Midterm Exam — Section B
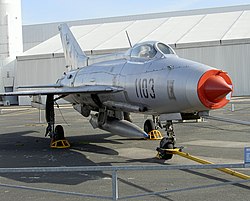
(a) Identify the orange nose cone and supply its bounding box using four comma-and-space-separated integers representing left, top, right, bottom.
198, 70, 233, 109
204, 75, 232, 103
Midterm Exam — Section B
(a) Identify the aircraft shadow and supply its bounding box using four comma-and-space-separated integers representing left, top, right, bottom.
69, 133, 122, 155
0, 130, 119, 185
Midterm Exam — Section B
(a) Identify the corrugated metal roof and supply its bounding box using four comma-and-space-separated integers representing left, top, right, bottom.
178, 11, 243, 43
22, 5, 250, 56
96, 18, 168, 50
223, 10, 250, 40
141, 15, 204, 44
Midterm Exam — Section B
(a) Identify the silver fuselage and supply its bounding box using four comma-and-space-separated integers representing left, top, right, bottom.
58, 54, 213, 115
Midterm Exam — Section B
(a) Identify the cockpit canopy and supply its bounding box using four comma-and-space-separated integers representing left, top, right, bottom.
126, 41, 176, 60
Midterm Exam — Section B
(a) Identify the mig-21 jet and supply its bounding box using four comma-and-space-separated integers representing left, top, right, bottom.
0, 24, 233, 159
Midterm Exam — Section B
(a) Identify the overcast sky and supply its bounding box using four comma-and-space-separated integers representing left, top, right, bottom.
22, 0, 250, 25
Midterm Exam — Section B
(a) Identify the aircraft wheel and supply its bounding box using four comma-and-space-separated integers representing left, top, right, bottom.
144, 119, 155, 134
54, 125, 65, 140
159, 137, 174, 160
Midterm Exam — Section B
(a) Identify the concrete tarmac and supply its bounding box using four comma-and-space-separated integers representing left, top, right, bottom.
0, 98, 250, 201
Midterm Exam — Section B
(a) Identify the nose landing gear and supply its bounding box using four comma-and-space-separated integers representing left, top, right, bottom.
144, 117, 176, 160
157, 120, 176, 160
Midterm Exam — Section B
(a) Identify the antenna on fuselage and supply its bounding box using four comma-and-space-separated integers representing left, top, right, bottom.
125, 31, 132, 48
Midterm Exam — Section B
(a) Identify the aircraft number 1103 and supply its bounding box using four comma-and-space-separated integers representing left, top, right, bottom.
135, 78, 156, 99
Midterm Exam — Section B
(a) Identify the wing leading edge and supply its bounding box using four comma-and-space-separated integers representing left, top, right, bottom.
0, 85, 123, 96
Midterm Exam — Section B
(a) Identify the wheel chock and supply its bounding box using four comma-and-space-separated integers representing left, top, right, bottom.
50, 139, 70, 148
147, 130, 163, 140
157, 147, 250, 180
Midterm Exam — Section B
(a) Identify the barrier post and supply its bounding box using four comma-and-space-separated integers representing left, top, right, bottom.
112, 170, 118, 200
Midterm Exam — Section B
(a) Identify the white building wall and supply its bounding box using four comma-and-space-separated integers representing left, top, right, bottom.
16, 55, 65, 105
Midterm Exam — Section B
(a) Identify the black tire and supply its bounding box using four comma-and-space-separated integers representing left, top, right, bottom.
54, 125, 65, 140
124, 112, 132, 122
144, 119, 155, 134
159, 137, 174, 160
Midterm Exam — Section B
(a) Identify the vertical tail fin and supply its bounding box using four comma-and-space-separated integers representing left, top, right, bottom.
58, 23, 88, 71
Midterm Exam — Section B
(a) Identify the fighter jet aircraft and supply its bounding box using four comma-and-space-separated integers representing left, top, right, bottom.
0, 24, 233, 159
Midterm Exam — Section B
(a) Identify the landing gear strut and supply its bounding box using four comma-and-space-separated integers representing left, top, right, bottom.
45, 94, 54, 138
144, 117, 175, 159
45, 95, 70, 148
157, 120, 176, 160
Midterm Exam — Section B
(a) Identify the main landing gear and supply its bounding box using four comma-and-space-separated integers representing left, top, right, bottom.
144, 117, 176, 160
45, 95, 70, 148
